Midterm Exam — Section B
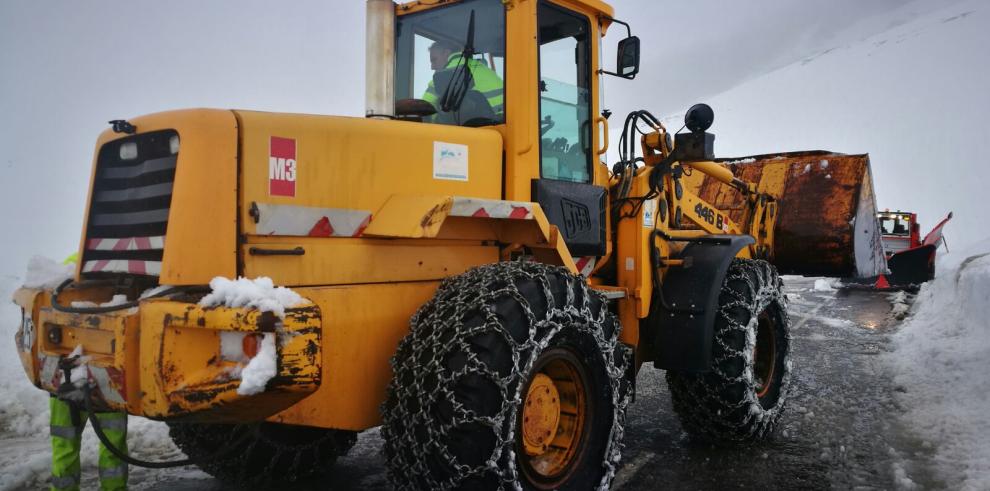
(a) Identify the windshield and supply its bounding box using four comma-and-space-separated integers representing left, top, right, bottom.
878, 212, 912, 236
395, 0, 506, 127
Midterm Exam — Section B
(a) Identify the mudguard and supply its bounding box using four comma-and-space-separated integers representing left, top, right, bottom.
651, 234, 755, 372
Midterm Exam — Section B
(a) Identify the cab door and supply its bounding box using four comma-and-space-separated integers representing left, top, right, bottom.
532, 1, 606, 258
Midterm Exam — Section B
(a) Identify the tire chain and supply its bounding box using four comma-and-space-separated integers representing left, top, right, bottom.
667, 259, 793, 441
167, 422, 356, 485
381, 261, 632, 490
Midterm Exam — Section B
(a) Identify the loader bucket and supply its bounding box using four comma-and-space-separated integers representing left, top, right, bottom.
699, 151, 887, 278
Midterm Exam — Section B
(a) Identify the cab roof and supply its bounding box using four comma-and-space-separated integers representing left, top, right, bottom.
397, 0, 615, 22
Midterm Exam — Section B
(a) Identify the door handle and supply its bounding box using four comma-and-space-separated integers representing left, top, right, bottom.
249, 247, 305, 256
595, 116, 609, 156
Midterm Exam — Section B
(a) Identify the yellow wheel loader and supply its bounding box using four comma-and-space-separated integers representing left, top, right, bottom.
12, 0, 886, 488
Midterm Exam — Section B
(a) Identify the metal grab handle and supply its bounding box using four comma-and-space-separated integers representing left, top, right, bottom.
596, 116, 609, 156
248, 247, 305, 256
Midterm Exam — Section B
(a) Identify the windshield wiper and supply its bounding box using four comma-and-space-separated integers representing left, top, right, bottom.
439, 9, 476, 113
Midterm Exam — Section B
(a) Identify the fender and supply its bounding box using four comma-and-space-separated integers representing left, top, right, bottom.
650, 234, 755, 372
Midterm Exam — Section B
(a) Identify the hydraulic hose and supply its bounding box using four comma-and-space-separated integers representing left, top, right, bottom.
81, 384, 254, 469
51, 279, 179, 314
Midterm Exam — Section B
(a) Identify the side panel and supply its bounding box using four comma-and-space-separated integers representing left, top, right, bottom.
236, 111, 503, 237
242, 236, 498, 287
268, 281, 441, 431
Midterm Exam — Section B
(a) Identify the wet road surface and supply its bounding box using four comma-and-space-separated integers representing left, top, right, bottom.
138, 276, 936, 490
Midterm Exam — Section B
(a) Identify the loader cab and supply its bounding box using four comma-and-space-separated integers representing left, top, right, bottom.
384, 0, 625, 203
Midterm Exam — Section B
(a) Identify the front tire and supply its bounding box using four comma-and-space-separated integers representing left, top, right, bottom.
666, 259, 792, 441
381, 262, 631, 490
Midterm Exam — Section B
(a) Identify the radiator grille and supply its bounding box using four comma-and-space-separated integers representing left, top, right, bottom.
81, 130, 178, 277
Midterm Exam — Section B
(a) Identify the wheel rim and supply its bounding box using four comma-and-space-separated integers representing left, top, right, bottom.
753, 310, 777, 400
517, 348, 590, 489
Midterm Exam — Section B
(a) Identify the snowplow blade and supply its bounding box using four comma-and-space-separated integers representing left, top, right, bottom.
12, 287, 321, 422
698, 151, 887, 277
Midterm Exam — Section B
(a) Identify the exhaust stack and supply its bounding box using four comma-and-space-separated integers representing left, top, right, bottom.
365, 0, 395, 118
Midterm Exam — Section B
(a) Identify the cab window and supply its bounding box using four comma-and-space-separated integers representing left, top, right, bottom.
538, 1, 592, 183
395, 0, 506, 127
878, 213, 911, 236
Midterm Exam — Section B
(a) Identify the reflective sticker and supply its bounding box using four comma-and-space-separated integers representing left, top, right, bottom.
269, 137, 297, 197
433, 142, 469, 181
574, 257, 597, 277
255, 203, 372, 237
18, 314, 34, 352
449, 198, 532, 220
643, 198, 657, 228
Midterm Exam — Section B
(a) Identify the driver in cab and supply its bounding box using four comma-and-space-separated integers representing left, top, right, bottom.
422, 40, 504, 118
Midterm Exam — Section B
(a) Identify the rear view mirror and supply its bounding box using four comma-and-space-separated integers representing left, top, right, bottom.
599, 18, 640, 81
616, 36, 640, 79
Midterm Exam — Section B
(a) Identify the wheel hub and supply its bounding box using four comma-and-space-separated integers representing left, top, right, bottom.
522, 373, 561, 456
754, 311, 777, 399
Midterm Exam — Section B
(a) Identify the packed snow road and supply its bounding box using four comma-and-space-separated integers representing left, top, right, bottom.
87, 275, 930, 491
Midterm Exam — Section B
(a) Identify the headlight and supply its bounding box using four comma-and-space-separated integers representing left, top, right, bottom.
119, 142, 138, 160
169, 134, 180, 155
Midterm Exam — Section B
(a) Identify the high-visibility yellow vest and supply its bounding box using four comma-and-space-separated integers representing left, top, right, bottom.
423, 54, 504, 116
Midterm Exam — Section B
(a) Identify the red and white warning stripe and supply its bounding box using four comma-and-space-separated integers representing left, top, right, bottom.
87, 235, 165, 251
450, 198, 534, 220
255, 203, 372, 238
574, 256, 597, 277
83, 259, 162, 276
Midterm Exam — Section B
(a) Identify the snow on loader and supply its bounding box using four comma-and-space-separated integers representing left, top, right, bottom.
11, 0, 885, 488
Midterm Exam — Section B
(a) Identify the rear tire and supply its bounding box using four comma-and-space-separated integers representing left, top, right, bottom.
666, 259, 792, 441
381, 262, 632, 490
167, 422, 356, 486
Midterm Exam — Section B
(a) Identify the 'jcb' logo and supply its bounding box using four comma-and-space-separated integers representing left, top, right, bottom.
561, 198, 592, 238
269, 136, 297, 197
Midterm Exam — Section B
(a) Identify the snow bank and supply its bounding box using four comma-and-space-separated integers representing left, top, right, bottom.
198, 276, 305, 319
21, 255, 72, 289
887, 239, 990, 489
236, 333, 277, 396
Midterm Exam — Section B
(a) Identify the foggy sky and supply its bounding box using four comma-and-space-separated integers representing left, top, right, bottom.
0, 0, 948, 279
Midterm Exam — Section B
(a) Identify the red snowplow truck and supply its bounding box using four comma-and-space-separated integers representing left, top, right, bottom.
871, 210, 953, 289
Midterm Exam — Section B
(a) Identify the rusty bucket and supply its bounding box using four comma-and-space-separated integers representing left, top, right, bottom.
699, 151, 887, 278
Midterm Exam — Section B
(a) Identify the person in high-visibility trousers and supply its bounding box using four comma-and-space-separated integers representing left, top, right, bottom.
49, 397, 128, 491
49, 252, 128, 491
